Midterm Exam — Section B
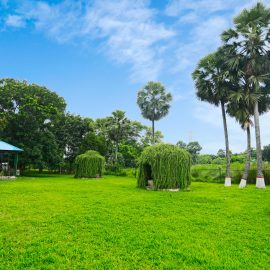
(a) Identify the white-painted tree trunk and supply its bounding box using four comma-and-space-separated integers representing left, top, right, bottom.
224, 177, 231, 187
239, 179, 247, 189
221, 102, 231, 185
256, 177, 266, 189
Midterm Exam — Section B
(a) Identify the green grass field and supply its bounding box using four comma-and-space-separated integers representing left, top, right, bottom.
0, 175, 269, 270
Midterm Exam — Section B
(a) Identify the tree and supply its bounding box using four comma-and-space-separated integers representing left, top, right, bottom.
97, 110, 142, 165
137, 81, 172, 144
217, 149, 225, 158
59, 114, 93, 171
221, 2, 270, 188
176, 141, 187, 149
192, 50, 232, 186
141, 127, 164, 147
176, 140, 202, 164
263, 145, 270, 162
0, 78, 66, 170
186, 141, 202, 164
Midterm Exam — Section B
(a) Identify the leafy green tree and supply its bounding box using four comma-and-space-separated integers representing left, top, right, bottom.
79, 132, 107, 157
262, 145, 270, 162
59, 113, 93, 171
137, 81, 172, 144
176, 140, 202, 164
186, 141, 202, 164
0, 78, 66, 170
221, 2, 270, 188
97, 110, 142, 165
176, 141, 187, 149
217, 149, 225, 158
197, 154, 215, 164
193, 49, 232, 184
119, 144, 140, 167
141, 127, 164, 147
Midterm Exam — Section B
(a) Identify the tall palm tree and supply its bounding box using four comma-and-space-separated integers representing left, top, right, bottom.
221, 2, 270, 188
137, 81, 172, 144
192, 50, 232, 186
227, 89, 270, 188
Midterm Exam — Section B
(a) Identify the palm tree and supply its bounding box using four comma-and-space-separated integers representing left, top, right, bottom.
104, 110, 131, 164
192, 50, 232, 186
137, 82, 172, 144
221, 3, 270, 188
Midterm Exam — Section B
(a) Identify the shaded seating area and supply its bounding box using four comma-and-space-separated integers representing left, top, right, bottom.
0, 141, 23, 179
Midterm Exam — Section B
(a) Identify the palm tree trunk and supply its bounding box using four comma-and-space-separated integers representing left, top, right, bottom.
239, 126, 251, 188
152, 119, 155, 145
221, 101, 231, 186
115, 143, 118, 165
254, 101, 265, 188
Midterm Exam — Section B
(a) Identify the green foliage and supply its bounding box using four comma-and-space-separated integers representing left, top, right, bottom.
137, 81, 172, 144
0, 78, 66, 170
191, 163, 270, 185
138, 144, 191, 189
96, 110, 143, 165
197, 154, 215, 164
140, 127, 164, 146
262, 145, 270, 162
217, 149, 225, 158
137, 82, 172, 122
176, 140, 202, 164
74, 150, 105, 178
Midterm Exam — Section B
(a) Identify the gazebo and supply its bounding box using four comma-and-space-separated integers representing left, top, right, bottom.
0, 141, 23, 178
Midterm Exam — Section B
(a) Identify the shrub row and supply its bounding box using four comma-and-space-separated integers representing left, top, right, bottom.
191, 163, 270, 185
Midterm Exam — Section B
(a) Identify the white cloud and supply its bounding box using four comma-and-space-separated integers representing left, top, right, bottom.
165, 0, 270, 17
171, 16, 229, 75
11, 0, 175, 82
5, 15, 25, 27
165, 0, 230, 17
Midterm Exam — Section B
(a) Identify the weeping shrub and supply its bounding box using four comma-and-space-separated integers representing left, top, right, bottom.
138, 144, 191, 190
74, 150, 105, 178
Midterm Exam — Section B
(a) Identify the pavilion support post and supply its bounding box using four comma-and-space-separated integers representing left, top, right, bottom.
14, 153, 18, 176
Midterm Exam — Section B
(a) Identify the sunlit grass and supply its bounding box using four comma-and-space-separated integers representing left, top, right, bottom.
0, 175, 269, 269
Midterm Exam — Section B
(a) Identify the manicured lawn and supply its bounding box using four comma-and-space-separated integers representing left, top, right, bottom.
0, 175, 269, 270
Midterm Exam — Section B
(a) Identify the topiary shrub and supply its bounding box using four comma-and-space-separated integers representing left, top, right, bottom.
137, 144, 191, 190
74, 150, 105, 178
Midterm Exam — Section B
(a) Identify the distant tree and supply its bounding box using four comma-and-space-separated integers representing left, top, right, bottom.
197, 154, 214, 164
217, 149, 225, 158
79, 132, 107, 157
137, 81, 172, 144
186, 141, 202, 163
176, 141, 187, 149
59, 114, 93, 171
98, 110, 142, 165
119, 144, 139, 167
141, 127, 164, 147
262, 145, 270, 162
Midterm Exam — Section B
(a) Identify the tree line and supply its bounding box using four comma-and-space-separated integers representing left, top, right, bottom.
0, 79, 168, 173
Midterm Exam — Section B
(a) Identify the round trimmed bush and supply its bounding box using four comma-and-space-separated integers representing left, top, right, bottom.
137, 144, 191, 190
74, 150, 105, 178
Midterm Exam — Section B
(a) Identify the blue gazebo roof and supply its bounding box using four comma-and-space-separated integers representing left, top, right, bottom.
0, 141, 23, 152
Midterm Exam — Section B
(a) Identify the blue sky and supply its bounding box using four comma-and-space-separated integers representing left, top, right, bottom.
1, 0, 270, 154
